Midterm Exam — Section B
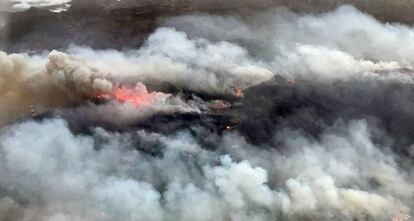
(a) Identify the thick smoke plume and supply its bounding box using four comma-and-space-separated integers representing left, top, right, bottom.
0, 27, 273, 124
0, 3, 413, 221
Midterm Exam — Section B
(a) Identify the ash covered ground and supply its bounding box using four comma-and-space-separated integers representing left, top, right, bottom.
0, 1, 413, 221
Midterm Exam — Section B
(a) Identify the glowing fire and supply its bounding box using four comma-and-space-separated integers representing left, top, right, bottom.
92, 82, 163, 106
210, 100, 231, 111
392, 212, 410, 221
232, 87, 244, 98
112, 87, 154, 106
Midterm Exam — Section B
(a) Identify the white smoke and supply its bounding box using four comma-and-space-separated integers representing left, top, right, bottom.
165, 5, 414, 81
0, 0, 71, 12
0, 50, 115, 124
0, 28, 273, 124
66, 28, 273, 94
55, 82, 203, 126
4, 5, 414, 125
0, 4, 414, 221
0, 117, 411, 220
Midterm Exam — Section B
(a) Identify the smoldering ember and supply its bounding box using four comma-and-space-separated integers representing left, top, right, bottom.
0, 0, 414, 220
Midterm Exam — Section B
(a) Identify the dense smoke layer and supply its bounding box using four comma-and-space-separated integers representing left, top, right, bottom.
0, 4, 413, 221
0, 27, 273, 125
5, 0, 414, 52
0, 118, 412, 221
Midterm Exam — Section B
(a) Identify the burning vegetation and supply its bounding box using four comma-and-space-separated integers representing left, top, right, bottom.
0, 2, 413, 221
91, 82, 166, 107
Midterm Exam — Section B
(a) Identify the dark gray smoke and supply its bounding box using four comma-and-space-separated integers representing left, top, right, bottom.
0, 2, 413, 221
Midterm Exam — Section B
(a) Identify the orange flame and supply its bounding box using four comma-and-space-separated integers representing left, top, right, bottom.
392, 212, 410, 221
112, 87, 154, 106
232, 87, 244, 98
91, 82, 163, 107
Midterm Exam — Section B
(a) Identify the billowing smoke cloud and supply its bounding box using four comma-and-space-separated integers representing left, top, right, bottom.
0, 27, 273, 125
0, 49, 115, 124
164, 6, 414, 80
0, 117, 411, 220
67, 28, 273, 93
7, 0, 414, 52
0, 4, 414, 221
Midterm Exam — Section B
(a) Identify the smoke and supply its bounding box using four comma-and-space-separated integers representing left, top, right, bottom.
67, 28, 273, 93
0, 0, 71, 12
164, 5, 414, 79
0, 118, 411, 220
0, 4, 414, 221
0, 27, 273, 125
7, 0, 414, 52
0, 50, 115, 124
